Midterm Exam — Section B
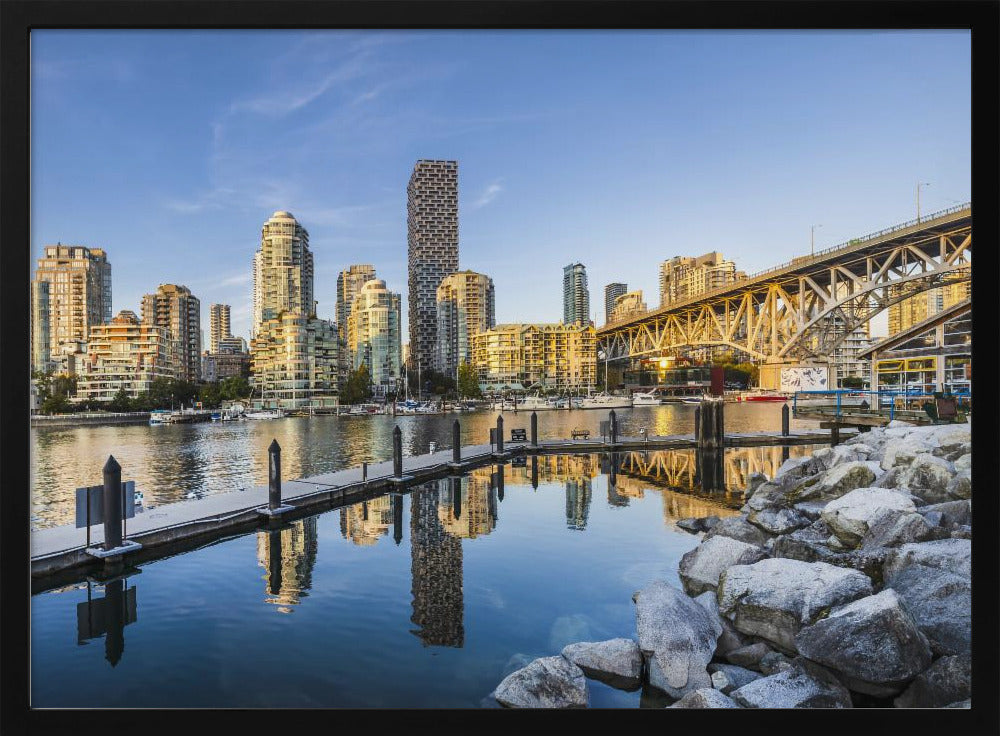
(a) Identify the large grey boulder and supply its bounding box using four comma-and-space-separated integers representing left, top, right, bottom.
493, 655, 588, 708
729, 666, 853, 708
945, 469, 971, 501
708, 663, 763, 694
925, 424, 971, 451
918, 499, 971, 529
821, 487, 916, 547
745, 472, 769, 495
725, 642, 773, 671
747, 506, 812, 535
560, 639, 642, 690
703, 515, 774, 548
894, 654, 971, 708
746, 481, 792, 512
785, 462, 879, 505
794, 589, 933, 696
774, 456, 816, 483
952, 454, 971, 473
633, 581, 721, 698
884, 538, 971, 581
860, 509, 938, 550
889, 454, 957, 504
693, 591, 746, 658
668, 688, 742, 708
770, 520, 841, 564
884, 564, 971, 655
880, 437, 933, 470
717, 558, 874, 654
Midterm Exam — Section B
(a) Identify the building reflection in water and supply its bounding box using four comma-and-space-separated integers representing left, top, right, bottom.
339, 496, 393, 546
437, 474, 497, 540
409, 482, 465, 647
256, 517, 319, 614
76, 577, 137, 667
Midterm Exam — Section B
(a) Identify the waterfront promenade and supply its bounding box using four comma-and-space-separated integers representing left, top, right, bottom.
30, 425, 852, 589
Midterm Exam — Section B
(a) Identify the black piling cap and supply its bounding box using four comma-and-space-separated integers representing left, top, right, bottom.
269, 439, 281, 454
103, 455, 121, 473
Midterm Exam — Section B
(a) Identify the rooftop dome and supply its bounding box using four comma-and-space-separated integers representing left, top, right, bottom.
272, 210, 295, 219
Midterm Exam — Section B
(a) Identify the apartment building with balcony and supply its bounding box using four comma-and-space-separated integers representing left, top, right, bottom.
435, 270, 495, 378
77, 310, 178, 401
471, 322, 597, 390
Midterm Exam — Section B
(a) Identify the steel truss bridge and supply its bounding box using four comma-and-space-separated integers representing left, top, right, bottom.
598, 204, 971, 365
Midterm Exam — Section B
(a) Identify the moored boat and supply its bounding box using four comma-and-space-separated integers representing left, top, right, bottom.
632, 390, 663, 406
244, 409, 285, 420
578, 392, 634, 410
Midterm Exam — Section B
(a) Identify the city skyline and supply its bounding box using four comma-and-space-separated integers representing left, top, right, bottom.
31, 30, 971, 340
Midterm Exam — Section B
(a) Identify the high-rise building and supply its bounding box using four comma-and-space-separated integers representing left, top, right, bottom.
31, 280, 51, 374
252, 211, 314, 339
407, 160, 459, 373
77, 310, 177, 401
32, 244, 112, 370
659, 252, 745, 307
563, 263, 590, 325
604, 282, 627, 324
472, 322, 597, 390
209, 304, 232, 353
250, 211, 338, 409
141, 284, 202, 383
435, 270, 495, 377
888, 281, 971, 336
336, 265, 377, 338
609, 290, 647, 323
346, 278, 402, 396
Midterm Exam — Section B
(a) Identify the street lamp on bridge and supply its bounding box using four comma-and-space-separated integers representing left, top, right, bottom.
917, 181, 931, 222
811, 223, 822, 257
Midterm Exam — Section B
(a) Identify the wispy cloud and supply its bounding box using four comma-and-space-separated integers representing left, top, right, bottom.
472, 180, 505, 209
219, 273, 252, 287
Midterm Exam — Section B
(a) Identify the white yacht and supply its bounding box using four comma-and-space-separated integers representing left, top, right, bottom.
244, 408, 285, 420
516, 394, 559, 411
632, 390, 663, 406
579, 392, 634, 410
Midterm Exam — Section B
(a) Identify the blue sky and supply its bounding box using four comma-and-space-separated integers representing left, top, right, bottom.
31, 30, 971, 341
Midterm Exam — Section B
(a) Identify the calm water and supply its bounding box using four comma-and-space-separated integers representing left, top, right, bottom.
31, 402, 818, 530
31, 445, 822, 709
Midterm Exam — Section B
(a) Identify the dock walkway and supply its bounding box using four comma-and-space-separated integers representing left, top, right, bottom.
30, 428, 852, 589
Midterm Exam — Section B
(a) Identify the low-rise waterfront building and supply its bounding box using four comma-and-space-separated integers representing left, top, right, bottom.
471, 322, 597, 391
860, 297, 971, 396
77, 310, 178, 401
250, 312, 340, 410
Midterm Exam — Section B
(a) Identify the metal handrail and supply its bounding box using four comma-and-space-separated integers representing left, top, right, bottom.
601, 201, 971, 331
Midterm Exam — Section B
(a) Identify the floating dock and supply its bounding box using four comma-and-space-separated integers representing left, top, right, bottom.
30, 428, 854, 591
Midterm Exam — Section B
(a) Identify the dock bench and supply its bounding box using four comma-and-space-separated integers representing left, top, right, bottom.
571, 428, 590, 439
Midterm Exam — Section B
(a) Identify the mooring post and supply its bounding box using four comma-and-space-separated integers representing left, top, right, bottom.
782, 403, 790, 437
497, 465, 505, 502
393, 426, 403, 478
453, 419, 461, 463
609, 409, 618, 445
831, 425, 840, 446
531, 455, 539, 489
715, 398, 725, 449
104, 578, 125, 667
102, 455, 123, 551
496, 415, 504, 453
530, 411, 538, 447
392, 494, 403, 545
268, 529, 283, 595
451, 476, 462, 519
268, 439, 282, 511
362, 461, 368, 482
